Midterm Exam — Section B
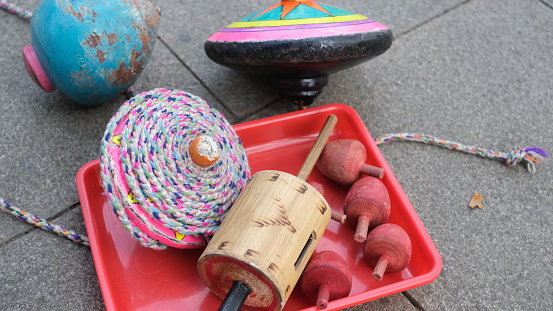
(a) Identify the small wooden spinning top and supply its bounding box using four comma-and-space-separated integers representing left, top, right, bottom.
363, 223, 412, 281
300, 251, 352, 309
205, 0, 393, 108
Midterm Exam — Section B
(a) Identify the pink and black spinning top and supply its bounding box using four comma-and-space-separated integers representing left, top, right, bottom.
205, 0, 393, 108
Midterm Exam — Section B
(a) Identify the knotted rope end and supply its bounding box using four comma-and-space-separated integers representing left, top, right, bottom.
507, 147, 548, 173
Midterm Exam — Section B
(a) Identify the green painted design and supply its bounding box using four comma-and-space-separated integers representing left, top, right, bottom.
318, 3, 356, 16
250, 7, 281, 21
283, 4, 332, 19
238, 9, 262, 22
236, 1, 357, 22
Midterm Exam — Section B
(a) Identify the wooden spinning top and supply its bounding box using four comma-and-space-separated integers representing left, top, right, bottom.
100, 89, 250, 250
205, 0, 393, 108
343, 176, 390, 243
300, 251, 352, 309
363, 223, 412, 281
22, 0, 160, 105
317, 139, 385, 186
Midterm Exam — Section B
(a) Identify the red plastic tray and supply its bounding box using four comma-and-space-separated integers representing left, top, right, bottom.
77, 103, 441, 311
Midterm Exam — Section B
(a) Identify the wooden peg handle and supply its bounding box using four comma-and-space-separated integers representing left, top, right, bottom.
297, 114, 338, 180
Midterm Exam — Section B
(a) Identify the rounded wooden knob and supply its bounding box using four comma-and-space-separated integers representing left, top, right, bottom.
343, 176, 390, 243
189, 135, 220, 167
363, 223, 412, 281
300, 251, 352, 309
22, 45, 55, 92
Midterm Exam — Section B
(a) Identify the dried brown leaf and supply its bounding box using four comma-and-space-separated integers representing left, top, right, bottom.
468, 193, 484, 209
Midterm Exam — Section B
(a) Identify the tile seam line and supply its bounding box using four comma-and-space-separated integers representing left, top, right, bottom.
0, 226, 36, 248
538, 0, 553, 9
403, 290, 426, 311
156, 34, 239, 120
234, 97, 282, 124
0, 200, 81, 248
393, 0, 473, 40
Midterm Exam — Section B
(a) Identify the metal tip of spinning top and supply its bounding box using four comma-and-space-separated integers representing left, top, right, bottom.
22, 45, 55, 92
190, 135, 221, 167
275, 75, 329, 109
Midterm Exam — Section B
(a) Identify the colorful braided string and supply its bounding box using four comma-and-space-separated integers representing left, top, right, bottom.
374, 133, 547, 173
0, 197, 89, 246
2, 130, 546, 247
100, 88, 250, 250
0, 1, 32, 21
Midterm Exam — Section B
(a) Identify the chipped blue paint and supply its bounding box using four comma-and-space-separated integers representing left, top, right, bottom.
26, 0, 160, 105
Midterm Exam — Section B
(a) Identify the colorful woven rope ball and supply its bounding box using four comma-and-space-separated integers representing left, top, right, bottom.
100, 88, 251, 250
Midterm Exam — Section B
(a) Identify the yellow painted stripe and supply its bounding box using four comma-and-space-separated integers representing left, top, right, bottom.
226, 14, 368, 29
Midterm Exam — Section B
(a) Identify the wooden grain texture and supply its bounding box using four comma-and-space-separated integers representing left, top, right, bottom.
198, 170, 331, 310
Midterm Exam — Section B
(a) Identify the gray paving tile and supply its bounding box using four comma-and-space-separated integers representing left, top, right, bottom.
331, 0, 467, 36
303, 0, 553, 309
0, 66, 116, 245
153, 0, 280, 118
321, 0, 553, 138
0, 0, 95, 243
380, 144, 552, 310
132, 40, 232, 120
0, 9, 222, 245
0, 209, 104, 311
1, 0, 33, 242
346, 293, 418, 311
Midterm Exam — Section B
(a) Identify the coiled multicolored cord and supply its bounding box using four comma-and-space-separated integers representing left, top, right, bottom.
99, 88, 250, 250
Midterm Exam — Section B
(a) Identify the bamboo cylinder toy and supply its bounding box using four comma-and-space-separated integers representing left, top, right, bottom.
198, 115, 337, 311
